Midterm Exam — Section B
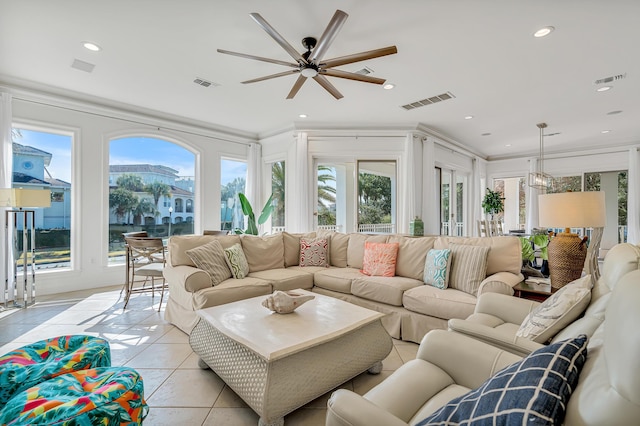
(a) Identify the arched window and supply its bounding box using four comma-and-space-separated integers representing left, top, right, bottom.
175, 198, 184, 213
186, 199, 193, 213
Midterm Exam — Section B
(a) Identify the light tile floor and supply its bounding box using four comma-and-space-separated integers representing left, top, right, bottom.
0, 287, 419, 426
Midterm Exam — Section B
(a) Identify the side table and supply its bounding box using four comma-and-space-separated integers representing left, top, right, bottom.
514, 279, 552, 302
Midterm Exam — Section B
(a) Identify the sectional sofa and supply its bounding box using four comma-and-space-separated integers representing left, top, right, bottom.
163, 231, 523, 343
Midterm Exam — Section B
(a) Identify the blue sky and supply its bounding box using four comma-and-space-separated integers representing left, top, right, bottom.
15, 130, 246, 185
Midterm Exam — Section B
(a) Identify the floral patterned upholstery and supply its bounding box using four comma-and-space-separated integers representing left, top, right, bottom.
0, 335, 111, 406
0, 367, 147, 425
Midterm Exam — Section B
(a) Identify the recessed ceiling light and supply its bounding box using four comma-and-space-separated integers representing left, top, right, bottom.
82, 42, 101, 51
464, 115, 473, 120
533, 26, 555, 38
596, 86, 612, 92
298, 114, 308, 118
601, 130, 611, 134
383, 83, 395, 90
505, 144, 512, 147
607, 110, 623, 115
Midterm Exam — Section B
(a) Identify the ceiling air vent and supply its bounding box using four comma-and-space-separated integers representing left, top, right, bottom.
401, 92, 455, 110
354, 66, 374, 76
71, 59, 95, 73
193, 77, 219, 88
594, 73, 626, 85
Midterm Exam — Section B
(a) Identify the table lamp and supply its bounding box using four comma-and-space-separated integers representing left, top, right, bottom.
538, 191, 606, 290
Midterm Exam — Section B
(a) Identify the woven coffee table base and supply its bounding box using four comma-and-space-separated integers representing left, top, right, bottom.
190, 318, 392, 426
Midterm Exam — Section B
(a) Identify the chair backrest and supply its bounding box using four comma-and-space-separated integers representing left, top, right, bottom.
125, 237, 165, 265
203, 230, 228, 236
123, 231, 148, 239
564, 269, 640, 425
477, 220, 489, 237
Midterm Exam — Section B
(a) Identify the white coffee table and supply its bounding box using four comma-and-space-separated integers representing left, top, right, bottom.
189, 289, 392, 426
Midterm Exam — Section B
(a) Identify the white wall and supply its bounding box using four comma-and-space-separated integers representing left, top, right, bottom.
5, 87, 254, 296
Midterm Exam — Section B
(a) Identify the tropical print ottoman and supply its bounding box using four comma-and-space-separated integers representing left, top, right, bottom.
0, 335, 111, 405
0, 367, 148, 425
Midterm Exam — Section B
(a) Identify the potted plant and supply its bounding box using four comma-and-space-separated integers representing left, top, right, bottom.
520, 229, 551, 277
234, 193, 274, 235
481, 188, 504, 219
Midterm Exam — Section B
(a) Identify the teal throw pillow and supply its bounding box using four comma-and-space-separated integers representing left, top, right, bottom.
223, 243, 250, 279
423, 249, 452, 289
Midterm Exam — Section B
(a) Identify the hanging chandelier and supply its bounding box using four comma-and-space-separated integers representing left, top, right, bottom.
528, 122, 553, 190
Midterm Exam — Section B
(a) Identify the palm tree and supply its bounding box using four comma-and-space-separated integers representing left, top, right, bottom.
271, 161, 285, 226
144, 181, 172, 210
116, 174, 144, 192
318, 166, 336, 207
109, 188, 138, 223
132, 198, 157, 225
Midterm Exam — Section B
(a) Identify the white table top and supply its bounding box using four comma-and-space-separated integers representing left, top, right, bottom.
196, 289, 386, 361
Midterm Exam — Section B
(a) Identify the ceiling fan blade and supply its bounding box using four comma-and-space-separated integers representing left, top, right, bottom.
310, 9, 348, 64
312, 74, 343, 99
249, 13, 307, 64
322, 46, 398, 69
217, 49, 298, 68
286, 75, 307, 99
321, 69, 386, 85
241, 70, 300, 84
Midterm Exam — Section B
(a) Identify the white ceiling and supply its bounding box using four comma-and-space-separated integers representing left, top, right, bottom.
1, 0, 638, 159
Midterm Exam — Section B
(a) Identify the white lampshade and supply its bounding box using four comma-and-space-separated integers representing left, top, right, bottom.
538, 191, 606, 229
0, 188, 51, 208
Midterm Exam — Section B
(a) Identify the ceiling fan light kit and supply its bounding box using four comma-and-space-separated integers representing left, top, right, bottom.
218, 10, 398, 99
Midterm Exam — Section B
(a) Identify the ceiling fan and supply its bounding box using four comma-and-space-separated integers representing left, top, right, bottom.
217, 10, 397, 100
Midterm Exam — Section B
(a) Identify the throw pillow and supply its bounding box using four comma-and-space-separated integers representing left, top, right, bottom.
516, 275, 592, 343
185, 240, 232, 286
416, 335, 588, 426
361, 242, 399, 277
448, 244, 490, 295
299, 237, 329, 267
223, 243, 249, 279
423, 249, 452, 289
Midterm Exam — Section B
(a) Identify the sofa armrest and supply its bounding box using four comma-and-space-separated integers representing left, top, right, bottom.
474, 292, 539, 323
448, 319, 545, 357
477, 272, 524, 297
326, 389, 409, 426
163, 264, 211, 293
416, 330, 521, 390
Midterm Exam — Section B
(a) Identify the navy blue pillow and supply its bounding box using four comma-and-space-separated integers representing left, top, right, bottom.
416, 335, 588, 426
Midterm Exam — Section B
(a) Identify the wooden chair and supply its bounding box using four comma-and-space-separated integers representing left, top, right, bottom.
477, 220, 489, 237
488, 220, 505, 236
122, 231, 148, 238
124, 237, 166, 311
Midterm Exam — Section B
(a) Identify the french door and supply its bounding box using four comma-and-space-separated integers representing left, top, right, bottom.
437, 167, 467, 236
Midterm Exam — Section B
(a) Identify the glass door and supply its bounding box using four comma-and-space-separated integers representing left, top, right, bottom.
438, 167, 467, 236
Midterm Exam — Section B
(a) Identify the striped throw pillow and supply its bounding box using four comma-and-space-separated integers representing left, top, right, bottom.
448, 244, 490, 295
185, 240, 232, 286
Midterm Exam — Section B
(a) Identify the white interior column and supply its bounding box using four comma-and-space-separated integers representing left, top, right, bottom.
526, 158, 541, 233
245, 142, 262, 231
286, 132, 311, 232
503, 177, 520, 232
600, 172, 618, 249
471, 157, 482, 236
627, 147, 640, 244
0, 92, 13, 304
422, 138, 438, 234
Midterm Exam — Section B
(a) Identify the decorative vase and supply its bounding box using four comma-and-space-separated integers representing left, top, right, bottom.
409, 217, 424, 236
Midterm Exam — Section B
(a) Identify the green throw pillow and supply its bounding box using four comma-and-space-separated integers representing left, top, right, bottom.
223, 243, 249, 279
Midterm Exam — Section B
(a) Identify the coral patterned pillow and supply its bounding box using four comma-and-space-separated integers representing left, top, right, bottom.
299, 238, 329, 267
361, 242, 399, 277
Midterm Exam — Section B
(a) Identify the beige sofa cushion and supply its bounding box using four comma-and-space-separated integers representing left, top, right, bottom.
347, 234, 388, 269
403, 286, 477, 320
249, 268, 314, 292
168, 234, 240, 267
435, 236, 521, 276
314, 267, 363, 294
282, 231, 316, 267
317, 230, 350, 267
388, 236, 436, 280
241, 234, 285, 272
351, 276, 422, 306
448, 244, 490, 295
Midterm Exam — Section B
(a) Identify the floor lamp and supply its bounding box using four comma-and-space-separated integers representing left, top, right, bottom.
0, 188, 51, 308
538, 191, 606, 291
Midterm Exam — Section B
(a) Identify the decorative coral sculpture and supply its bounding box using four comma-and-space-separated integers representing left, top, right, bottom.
262, 290, 315, 314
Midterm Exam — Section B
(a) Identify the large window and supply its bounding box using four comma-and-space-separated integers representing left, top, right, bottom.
358, 161, 396, 234
108, 137, 195, 263
11, 127, 73, 270
271, 161, 285, 230
220, 158, 247, 231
